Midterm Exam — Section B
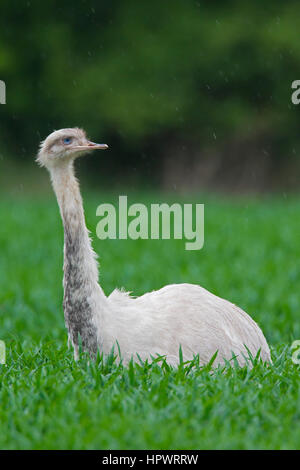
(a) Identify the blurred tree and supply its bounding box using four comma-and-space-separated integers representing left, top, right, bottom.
0, 0, 300, 190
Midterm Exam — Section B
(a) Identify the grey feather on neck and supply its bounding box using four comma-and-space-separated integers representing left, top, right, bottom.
50, 162, 104, 358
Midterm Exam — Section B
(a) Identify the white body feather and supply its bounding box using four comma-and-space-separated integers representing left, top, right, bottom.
97, 283, 270, 366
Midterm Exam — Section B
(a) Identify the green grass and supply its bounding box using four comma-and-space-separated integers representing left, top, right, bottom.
0, 191, 300, 449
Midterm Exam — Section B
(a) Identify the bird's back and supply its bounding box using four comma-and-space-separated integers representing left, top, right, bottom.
105, 283, 271, 366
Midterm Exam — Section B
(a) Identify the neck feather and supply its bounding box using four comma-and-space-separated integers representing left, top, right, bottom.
50, 162, 105, 357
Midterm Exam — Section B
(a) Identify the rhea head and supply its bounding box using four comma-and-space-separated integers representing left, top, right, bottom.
37, 127, 108, 170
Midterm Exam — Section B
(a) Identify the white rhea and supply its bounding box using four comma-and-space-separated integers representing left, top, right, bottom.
37, 128, 271, 367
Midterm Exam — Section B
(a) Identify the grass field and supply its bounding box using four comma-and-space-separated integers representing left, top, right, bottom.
0, 190, 299, 449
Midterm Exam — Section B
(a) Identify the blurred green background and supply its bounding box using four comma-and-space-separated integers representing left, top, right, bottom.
1, 0, 300, 193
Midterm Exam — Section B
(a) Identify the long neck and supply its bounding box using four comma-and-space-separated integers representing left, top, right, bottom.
50, 161, 105, 356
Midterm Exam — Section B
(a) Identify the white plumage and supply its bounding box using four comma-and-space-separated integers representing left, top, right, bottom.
37, 128, 271, 367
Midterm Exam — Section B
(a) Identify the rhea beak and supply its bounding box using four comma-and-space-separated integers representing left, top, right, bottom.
87, 141, 108, 150
73, 141, 108, 151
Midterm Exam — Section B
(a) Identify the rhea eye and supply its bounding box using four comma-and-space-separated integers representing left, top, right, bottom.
63, 137, 72, 145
